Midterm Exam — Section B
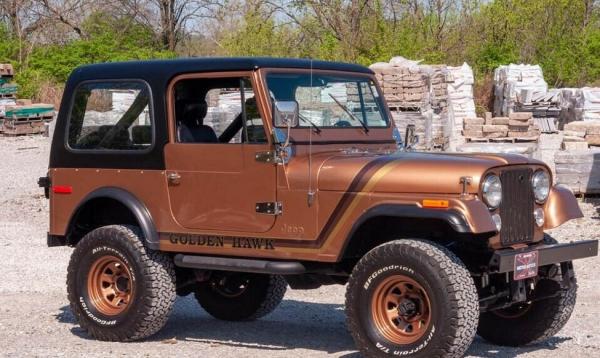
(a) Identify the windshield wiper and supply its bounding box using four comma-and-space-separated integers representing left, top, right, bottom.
299, 113, 322, 134
328, 94, 369, 133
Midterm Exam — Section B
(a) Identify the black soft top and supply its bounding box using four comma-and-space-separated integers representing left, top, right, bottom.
51, 57, 373, 170
70, 57, 373, 82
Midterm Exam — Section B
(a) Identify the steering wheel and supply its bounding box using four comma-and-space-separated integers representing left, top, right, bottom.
334, 120, 351, 127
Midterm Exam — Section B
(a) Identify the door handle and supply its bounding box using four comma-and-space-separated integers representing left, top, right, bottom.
167, 172, 181, 185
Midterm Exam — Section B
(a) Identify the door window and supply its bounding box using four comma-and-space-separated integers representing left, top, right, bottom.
174, 77, 266, 144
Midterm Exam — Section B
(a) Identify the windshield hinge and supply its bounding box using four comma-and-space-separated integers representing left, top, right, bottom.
255, 149, 290, 165
256, 202, 283, 215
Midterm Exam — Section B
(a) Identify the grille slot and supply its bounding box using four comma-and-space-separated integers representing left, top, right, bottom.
499, 168, 534, 246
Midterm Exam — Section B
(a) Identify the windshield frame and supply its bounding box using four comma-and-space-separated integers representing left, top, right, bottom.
262, 69, 392, 130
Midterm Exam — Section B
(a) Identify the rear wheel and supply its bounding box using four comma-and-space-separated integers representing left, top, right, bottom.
346, 239, 479, 358
194, 272, 287, 321
67, 225, 176, 341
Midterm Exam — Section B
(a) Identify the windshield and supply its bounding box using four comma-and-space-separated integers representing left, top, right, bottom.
266, 73, 389, 129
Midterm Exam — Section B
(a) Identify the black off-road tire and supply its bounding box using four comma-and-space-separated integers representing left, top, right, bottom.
477, 235, 577, 346
346, 239, 479, 358
67, 225, 176, 341
195, 273, 287, 321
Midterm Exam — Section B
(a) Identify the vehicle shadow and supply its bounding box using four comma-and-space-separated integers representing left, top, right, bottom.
55, 296, 356, 354
465, 336, 571, 358
55, 296, 572, 357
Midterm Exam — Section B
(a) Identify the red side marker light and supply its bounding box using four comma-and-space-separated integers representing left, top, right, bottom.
52, 185, 73, 194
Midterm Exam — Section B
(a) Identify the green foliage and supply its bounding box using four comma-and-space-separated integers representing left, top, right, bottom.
0, 25, 19, 64
31, 12, 173, 82
220, 0, 599, 91
2, 1, 600, 105
9, 12, 175, 98
221, 9, 303, 58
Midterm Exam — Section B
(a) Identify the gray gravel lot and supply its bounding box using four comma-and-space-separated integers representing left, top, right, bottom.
0, 135, 598, 357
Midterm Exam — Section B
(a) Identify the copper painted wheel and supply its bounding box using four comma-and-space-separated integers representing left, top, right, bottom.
87, 255, 134, 316
371, 274, 432, 345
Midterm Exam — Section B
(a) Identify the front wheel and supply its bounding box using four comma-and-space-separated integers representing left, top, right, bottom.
477, 235, 577, 346
346, 239, 479, 358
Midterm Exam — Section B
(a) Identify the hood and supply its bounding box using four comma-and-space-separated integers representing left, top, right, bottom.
317, 151, 539, 194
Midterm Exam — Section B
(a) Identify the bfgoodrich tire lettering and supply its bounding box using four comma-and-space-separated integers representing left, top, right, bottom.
67, 225, 176, 341
346, 239, 479, 358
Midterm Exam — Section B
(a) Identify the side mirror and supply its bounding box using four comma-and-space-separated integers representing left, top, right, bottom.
273, 101, 299, 128
404, 124, 419, 150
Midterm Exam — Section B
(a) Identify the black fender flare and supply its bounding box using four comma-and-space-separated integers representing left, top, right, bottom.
67, 187, 159, 249
339, 204, 473, 258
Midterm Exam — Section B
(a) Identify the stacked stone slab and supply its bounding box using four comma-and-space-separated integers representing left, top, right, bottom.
555, 149, 600, 195
493, 64, 548, 116
515, 89, 561, 124
561, 120, 600, 149
2, 103, 54, 135
370, 59, 431, 108
0, 63, 57, 136
560, 88, 600, 124
446, 63, 476, 150
370, 57, 450, 150
391, 111, 429, 150
0, 64, 17, 132
462, 112, 540, 141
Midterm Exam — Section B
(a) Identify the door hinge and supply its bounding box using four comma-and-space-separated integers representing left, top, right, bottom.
255, 151, 277, 164
255, 202, 283, 215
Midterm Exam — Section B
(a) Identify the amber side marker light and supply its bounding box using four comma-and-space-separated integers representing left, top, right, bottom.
52, 185, 73, 194
422, 199, 449, 209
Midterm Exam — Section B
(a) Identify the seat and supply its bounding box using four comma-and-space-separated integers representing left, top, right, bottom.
132, 125, 152, 145
177, 101, 218, 143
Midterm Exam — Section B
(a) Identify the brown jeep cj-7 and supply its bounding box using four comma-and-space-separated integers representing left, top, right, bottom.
40, 58, 598, 357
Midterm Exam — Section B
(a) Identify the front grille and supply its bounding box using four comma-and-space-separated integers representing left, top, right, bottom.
499, 168, 534, 246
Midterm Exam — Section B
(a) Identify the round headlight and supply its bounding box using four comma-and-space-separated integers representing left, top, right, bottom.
482, 175, 502, 209
532, 170, 550, 203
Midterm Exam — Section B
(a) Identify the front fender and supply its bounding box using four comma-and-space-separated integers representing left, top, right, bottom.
543, 185, 584, 230
350, 197, 497, 236
448, 197, 497, 233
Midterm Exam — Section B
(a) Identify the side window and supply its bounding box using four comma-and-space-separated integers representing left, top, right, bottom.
174, 77, 266, 144
68, 81, 152, 150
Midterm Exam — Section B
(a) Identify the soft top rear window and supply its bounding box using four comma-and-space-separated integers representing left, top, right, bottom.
67, 80, 153, 151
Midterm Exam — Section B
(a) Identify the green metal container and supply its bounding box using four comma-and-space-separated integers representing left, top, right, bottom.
5, 104, 54, 118
0, 83, 18, 95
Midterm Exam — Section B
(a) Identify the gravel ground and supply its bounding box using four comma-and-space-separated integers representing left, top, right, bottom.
0, 135, 598, 357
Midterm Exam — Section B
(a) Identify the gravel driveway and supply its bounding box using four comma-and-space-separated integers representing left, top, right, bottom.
0, 135, 598, 357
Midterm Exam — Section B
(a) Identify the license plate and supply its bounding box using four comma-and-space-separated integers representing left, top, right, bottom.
514, 250, 539, 280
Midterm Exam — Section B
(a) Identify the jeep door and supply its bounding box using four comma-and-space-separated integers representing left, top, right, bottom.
164, 72, 276, 233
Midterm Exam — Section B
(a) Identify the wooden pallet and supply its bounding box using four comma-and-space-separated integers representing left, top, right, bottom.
388, 103, 426, 111
7, 114, 53, 122
465, 136, 538, 143
2, 120, 46, 136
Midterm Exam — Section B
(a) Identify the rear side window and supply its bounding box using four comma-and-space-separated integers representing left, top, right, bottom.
67, 81, 152, 151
